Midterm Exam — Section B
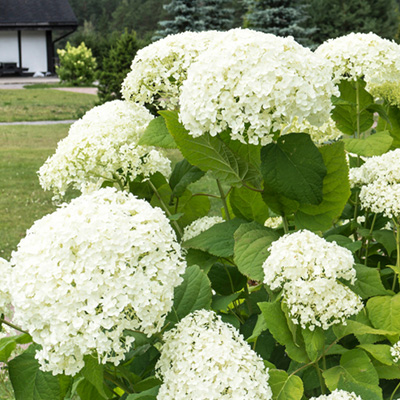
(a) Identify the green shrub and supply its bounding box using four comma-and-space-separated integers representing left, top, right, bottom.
56, 42, 97, 86
97, 30, 142, 103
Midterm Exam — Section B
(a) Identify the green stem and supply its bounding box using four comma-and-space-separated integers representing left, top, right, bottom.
148, 180, 183, 239
0, 318, 30, 335
217, 179, 231, 220
364, 213, 377, 265
393, 219, 400, 291
104, 371, 133, 394
390, 380, 400, 400
282, 215, 289, 234
314, 362, 326, 395
356, 80, 361, 140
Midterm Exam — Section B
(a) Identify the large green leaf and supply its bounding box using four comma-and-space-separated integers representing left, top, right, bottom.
161, 110, 259, 186
372, 229, 397, 256
8, 346, 61, 400
183, 218, 244, 257
81, 356, 107, 399
387, 105, 400, 149
372, 360, 400, 380
262, 184, 299, 216
261, 133, 326, 205
185, 248, 218, 273
295, 141, 350, 231
258, 301, 309, 364
0, 333, 31, 362
208, 263, 247, 295
342, 131, 393, 157
233, 222, 280, 281
138, 116, 176, 149
76, 379, 105, 400
302, 327, 325, 362
229, 185, 270, 224
166, 265, 212, 324
169, 159, 205, 198
367, 293, 400, 334
126, 386, 159, 399
268, 369, 304, 400
333, 320, 398, 341
323, 349, 381, 399
347, 264, 389, 299
358, 344, 394, 365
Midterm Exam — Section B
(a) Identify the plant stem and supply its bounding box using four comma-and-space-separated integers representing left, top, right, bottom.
390, 380, 400, 400
364, 213, 377, 265
0, 318, 30, 335
217, 179, 231, 220
242, 182, 263, 193
355, 80, 361, 140
314, 362, 326, 395
393, 219, 400, 291
148, 180, 183, 239
282, 215, 289, 234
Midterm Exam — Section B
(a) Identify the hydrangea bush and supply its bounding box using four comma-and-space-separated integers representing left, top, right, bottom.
2, 29, 400, 400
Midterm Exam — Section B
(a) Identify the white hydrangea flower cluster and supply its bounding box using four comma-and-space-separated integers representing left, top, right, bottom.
263, 230, 356, 289
263, 230, 362, 330
264, 216, 283, 229
0, 258, 12, 316
182, 216, 224, 241
315, 32, 400, 85
179, 28, 337, 146
38, 100, 171, 198
310, 389, 363, 400
156, 309, 272, 400
122, 31, 220, 109
284, 117, 342, 145
350, 149, 400, 218
391, 340, 400, 363
10, 188, 186, 375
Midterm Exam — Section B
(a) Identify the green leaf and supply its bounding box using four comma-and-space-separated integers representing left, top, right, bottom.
208, 263, 247, 295
261, 133, 326, 205
333, 320, 398, 341
302, 327, 325, 362
169, 159, 205, 198
166, 265, 212, 324
347, 264, 389, 299
372, 360, 400, 380
262, 184, 299, 216
358, 344, 394, 365
387, 106, 400, 149
161, 110, 258, 186
212, 293, 241, 311
247, 313, 268, 343
325, 235, 362, 253
229, 186, 270, 224
126, 386, 159, 399
234, 222, 280, 281
132, 376, 162, 393
76, 379, 105, 400
268, 369, 304, 400
342, 131, 393, 157
295, 141, 350, 231
81, 355, 107, 399
185, 248, 217, 274
367, 293, 400, 335
336, 375, 382, 400
323, 349, 381, 399
138, 116, 176, 148
258, 301, 309, 364
8, 346, 61, 400
0, 333, 31, 362
373, 229, 397, 256
183, 218, 244, 257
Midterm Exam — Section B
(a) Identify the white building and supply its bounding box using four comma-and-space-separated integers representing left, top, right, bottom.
0, 0, 78, 75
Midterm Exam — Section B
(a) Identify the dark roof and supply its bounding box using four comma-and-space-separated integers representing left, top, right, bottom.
0, 0, 78, 29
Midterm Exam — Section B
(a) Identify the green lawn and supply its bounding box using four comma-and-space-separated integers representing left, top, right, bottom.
0, 124, 70, 260
0, 89, 97, 122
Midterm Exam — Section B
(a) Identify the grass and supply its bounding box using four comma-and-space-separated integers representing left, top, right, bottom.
24, 83, 96, 89
0, 124, 70, 260
0, 89, 97, 122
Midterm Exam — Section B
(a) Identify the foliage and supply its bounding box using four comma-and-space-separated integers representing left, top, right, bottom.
4, 29, 400, 400
243, 0, 317, 46
197, 0, 235, 31
303, 0, 399, 45
56, 42, 97, 86
97, 30, 142, 103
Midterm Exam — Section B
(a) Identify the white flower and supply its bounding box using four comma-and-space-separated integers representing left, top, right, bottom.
310, 389, 363, 400
350, 149, 400, 218
315, 32, 400, 85
0, 258, 12, 316
122, 31, 221, 109
182, 216, 224, 241
179, 28, 337, 145
10, 188, 186, 375
38, 100, 171, 198
263, 230, 356, 290
156, 310, 272, 400
391, 340, 400, 363
264, 216, 283, 229
283, 278, 363, 330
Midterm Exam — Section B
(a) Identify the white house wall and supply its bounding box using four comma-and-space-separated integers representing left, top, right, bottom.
0, 31, 19, 64
21, 31, 47, 73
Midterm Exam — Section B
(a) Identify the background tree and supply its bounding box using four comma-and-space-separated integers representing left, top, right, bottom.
197, 0, 235, 31
303, 0, 400, 45
97, 30, 142, 104
243, 0, 316, 46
